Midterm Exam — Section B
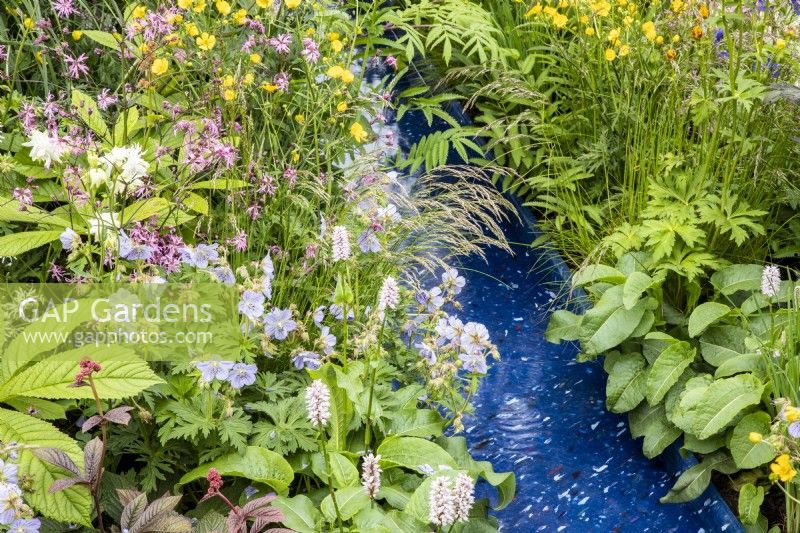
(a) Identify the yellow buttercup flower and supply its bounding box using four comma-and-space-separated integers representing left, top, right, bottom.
543, 6, 557, 16
785, 406, 800, 422
222, 88, 236, 101
585, 27, 595, 36
256, 0, 269, 7
261, 82, 278, 93
655, 35, 664, 45
132, 5, 147, 19
331, 39, 343, 53
285, 0, 301, 8
748, 432, 763, 443
222, 74, 235, 88
642, 21, 657, 42
776, 38, 787, 50
337, 101, 348, 112
233, 9, 248, 24
671, 0, 685, 13
328, 32, 341, 41
579, 15, 589, 24
350, 122, 368, 143
215, 0, 231, 15
552, 13, 568, 28
608, 28, 620, 44
340, 70, 355, 84
672, 34, 681, 44
665, 48, 676, 60
526, 3, 543, 16
193, 0, 207, 12
619, 44, 630, 57
558, 0, 568, 7
23, 17, 34, 30
591, 0, 611, 17
623, 16, 633, 27
699, 4, 709, 17
178, 0, 193, 9
250, 53, 262, 64
771, 454, 797, 483
151, 57, 169, 75
72, 30, 83, 41
243, 72, 254, 85
294, 114, 305, 124
196, 32, 216, 51
185, 22, 200, 37
327, 65, 344, 79
292, 151, 300, 162
604, 48, 616, 61
691, 25, 703, 40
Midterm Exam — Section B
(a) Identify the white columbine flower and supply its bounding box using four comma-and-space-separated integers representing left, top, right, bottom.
331, 225, 351, 261
453, 473, 475, 522
102, 145, 149, 194
428, 476, 455, 527
378, 276, 399, 311
761, 265, 781, 298
22, 130, 68, 168
361, 453, 382, 499
305, 379, 331, 427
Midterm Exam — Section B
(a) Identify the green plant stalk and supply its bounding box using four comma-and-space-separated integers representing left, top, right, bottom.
319, 436, 345, 532
364, 318, 385, 449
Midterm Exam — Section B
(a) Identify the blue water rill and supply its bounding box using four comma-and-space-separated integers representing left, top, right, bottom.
395, 105, 744, 531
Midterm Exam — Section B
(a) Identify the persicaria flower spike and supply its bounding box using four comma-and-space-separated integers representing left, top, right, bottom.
206, 467, 223, 495
762, 265, 781, 298
453, 473, 475, 522
361, 452, 382, 499
331, 225, 351, 262
73, 358, 102, 385
378, 276, 399, 311
305, 379, 331, 427
428, 475, 455, 527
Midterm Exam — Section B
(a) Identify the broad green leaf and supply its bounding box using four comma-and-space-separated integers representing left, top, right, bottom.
544, 310, 582, 344
120, 197, 170, 224
320, 487, 370, 522
622, 271, 653, 309
311, 452, 358, 489
383, 510, 426, 533
273, 495, 321, 533
81, 30, 120, 50
700, 326, 749, 366
646, 341, 695, 404
660, 451, 736, 503
572, 264, 625, 287
0, 198, 71, 227
628, 403, 681, 458
113, 106, 141, 143
730, 412, 776, 469
580, 295, 648, 355
669, 374, 713, 433
688, 302, 730, 337
682, 433, 725, 454
738, 483, 764, 525
72, 89, 109, 139
606, 352, 647, 413
5, 397, 67, 420
710, 264, 763, 295
714, 354, 762, 378
0, 230, 62, 256
179, 446, 294, 494
0, 408, 92, 525
180, 192, 209, 216
377, 436, 456, 471
388, 409, 444, 438
0, 350, 163, 401
692, 374, 765, 439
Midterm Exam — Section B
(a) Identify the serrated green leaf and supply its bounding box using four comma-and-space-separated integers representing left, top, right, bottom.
0, 408, 92, 525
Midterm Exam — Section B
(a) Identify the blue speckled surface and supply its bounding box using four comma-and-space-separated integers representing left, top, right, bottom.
453, 213, 739, 532
394, 102, 743, 531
